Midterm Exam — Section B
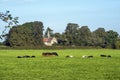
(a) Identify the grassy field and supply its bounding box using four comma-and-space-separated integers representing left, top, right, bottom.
0, 49, 120, 80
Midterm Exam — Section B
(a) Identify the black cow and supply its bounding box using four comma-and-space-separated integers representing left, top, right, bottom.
17, 56, 22, 58
66, 55, 73, 58
31, 55, 35, 58
23, 55, 30, 58
87, 55, 93, 58
100, 54, 107, 57
51, 52, 58, 56
82, 55, 93, 58
17, 55, 36, 58
107, 55, 111, 58
100, 54, 111, 58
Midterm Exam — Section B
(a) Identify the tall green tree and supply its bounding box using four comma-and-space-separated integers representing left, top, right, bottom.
5, 21, 44, 47
106, 30, 119, 48
115, 39, 120, 49
54, 33, 62, 39
92, 28, 107, 47
77, 26, 92, 46
65, 23, 79, 45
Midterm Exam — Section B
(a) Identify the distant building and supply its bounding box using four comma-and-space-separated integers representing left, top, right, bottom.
43, 31, 57, 46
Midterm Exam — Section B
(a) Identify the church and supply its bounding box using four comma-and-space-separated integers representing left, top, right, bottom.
43, 31, 57, 46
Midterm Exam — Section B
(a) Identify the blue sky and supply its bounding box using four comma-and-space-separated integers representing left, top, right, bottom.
0, 0, 120, 34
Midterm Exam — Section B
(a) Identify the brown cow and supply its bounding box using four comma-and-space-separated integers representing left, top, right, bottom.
42, 52, 58, 57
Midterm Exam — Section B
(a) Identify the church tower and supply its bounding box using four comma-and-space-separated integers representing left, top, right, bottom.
47, 31, 50, 38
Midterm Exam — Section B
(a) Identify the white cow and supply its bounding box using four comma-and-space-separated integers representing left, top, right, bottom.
82, 55, 93, 58
66, 55, 73, 58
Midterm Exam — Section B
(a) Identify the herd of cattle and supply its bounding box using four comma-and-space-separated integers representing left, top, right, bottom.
17, 52, 111, 58
17, 55, 35, 58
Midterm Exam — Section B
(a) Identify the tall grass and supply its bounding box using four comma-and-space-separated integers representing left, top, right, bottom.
0, 49, 120, 80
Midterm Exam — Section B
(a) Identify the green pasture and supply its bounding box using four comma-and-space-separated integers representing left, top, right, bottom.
0, 49, 120, 80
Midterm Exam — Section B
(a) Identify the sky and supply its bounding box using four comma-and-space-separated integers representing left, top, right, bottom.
0, 0, 120, 35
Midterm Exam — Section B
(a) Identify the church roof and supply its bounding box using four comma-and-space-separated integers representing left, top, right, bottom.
43, 38, 53, 43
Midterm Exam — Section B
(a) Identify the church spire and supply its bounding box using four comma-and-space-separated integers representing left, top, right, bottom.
47, 31, 50, 38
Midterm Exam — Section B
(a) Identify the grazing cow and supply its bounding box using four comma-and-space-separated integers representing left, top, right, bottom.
17, 56, 22, 58
107, 55, 111, 58
100, 54, 107, 57
23, 55, 30, 58
42, 52, 58, 57
66, 55, 73, 58
31, 55, 35, 58
17, 55, 36, 58
82, 55, 93, 58
82, 55, 87, 58
42, 52, 51, 56
51, 52, 58, 56
100, 54, 111, 58
88, 55, 93, 58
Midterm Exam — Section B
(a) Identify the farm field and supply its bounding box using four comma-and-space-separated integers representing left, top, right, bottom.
0, 49, 120, 80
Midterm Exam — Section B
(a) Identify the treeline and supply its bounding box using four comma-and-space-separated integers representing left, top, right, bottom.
4, 21, 44, 47
2, 21, 120, 49
55, 23, 120, 49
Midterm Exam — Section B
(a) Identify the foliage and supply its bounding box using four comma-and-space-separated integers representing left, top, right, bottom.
44, 27, 54, 38
0, 49, 120, 80
105, 30, 119, 48
57, 23, 119, 49
92, 28, 107, 47
77, 26, 92, 46
65, 23, 79, 45
115, 37, 120, 49
115, 40, 120, 49
5, 21, 44, 47
1, 11, 119, 49
0, 11, 19, 39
